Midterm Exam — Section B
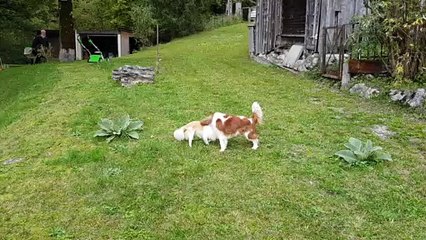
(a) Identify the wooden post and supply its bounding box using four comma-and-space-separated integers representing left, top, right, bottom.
338, 26, 345, 79
156, 24, 160, 73
320, 27, 327, 74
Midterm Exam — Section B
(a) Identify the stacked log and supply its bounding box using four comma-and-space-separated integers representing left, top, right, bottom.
112, 65, 155, 87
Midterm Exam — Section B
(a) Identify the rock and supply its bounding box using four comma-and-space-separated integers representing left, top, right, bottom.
3, 158, 25, 165
293, 60, 307, 72
371, 125, 396, 140
366, 74, 374, 79
349, 83, 380, 99
252, 55, 271, 66
266, 52, 283, 66
284, 45, 304, 67
389, 88, 425, 108
112, 65, 155, 87
256, 48, 324, 72
304, 53, 320, 69
389, 89, 407, 101
277, 51, 288, 61
407, 88, 426, 108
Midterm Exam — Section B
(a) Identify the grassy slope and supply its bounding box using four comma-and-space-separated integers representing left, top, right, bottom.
0, 24, 425, 239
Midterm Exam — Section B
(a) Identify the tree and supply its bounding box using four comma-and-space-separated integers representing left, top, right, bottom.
226, 0, 233, 16
130, 4, 156, 45
58, 0, 75, 50
73, 0, 220, 43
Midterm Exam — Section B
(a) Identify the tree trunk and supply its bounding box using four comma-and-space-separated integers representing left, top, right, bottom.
59, 0, 75, 61
235, 2, 242, 17
226, 0, 233, 16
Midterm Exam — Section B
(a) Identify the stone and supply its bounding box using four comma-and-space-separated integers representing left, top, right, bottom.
389, 88, 425, 108
252, 55, 272, 66
112, 65, 155, 87
3, 158, 25, 165
371, 125, 396, 140
293, 60, 307, 72
366, 74, 374, 79
407, 88, 426, 108
266, 52, 282, 66
349, 83, 380, 99
303, 53, 320, 69
284, 44, 304, 67
277, 51, 288, 61
258, 50, 321, 72
389, 90, 407, 101
256, 51, 325, 73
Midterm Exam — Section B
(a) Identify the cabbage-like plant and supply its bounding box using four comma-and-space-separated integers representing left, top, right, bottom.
335, 138, 392, 165
94, 115, 143, 143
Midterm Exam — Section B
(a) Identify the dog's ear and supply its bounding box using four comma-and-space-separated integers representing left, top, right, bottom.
200, 115, 212, 126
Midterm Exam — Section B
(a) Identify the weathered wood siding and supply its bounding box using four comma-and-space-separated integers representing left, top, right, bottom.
254, 0, 282, 54
253, 0, 365, 55
321, 0, 365, 28
304, 0, 321, 51
317, 0, 366, 55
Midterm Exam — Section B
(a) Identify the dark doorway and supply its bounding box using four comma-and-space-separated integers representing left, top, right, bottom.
277, 0, 307, 48
282, 0, 307, 36
89, 36, 118, 58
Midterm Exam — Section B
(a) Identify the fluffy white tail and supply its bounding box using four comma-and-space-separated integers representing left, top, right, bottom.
252, 101, 263, 124
173, 128, 185, 141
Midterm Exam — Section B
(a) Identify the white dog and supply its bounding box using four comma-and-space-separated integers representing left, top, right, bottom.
207, 102, 263, 152
173, 120, 217, 147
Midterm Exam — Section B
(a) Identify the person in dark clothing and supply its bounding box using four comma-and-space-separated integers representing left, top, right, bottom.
32, 30, 49, 63
32, 30, 49, 49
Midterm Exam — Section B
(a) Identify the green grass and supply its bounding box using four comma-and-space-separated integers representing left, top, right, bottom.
0, 24, 425, 239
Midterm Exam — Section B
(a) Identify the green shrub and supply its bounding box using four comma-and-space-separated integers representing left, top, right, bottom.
94, 115, 144, 143
335, 138, 392, 165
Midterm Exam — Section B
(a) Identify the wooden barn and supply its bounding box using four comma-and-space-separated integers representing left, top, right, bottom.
249, 0, 366, 56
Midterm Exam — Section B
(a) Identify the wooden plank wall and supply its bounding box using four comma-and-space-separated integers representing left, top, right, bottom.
321, 0, 365, 28
255, 0, 282, 54
316, 0, 365, 53
304, 0, 321, 51
253, 0, 365, 55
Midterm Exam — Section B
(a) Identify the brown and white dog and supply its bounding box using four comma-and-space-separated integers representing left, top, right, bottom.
173, 120, 217, 147
204, 102, 263, 152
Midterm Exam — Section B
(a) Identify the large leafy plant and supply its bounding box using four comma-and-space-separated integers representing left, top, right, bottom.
94, 115, 144, 143
335, 138, 392, 165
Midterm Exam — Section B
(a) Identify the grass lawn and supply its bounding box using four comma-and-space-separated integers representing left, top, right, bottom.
0, 24, 425, 239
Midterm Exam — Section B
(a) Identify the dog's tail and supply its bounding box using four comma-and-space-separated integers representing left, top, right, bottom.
252, 102, 263, 124
173, 127, 186, 141
174, 121, 193, 141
